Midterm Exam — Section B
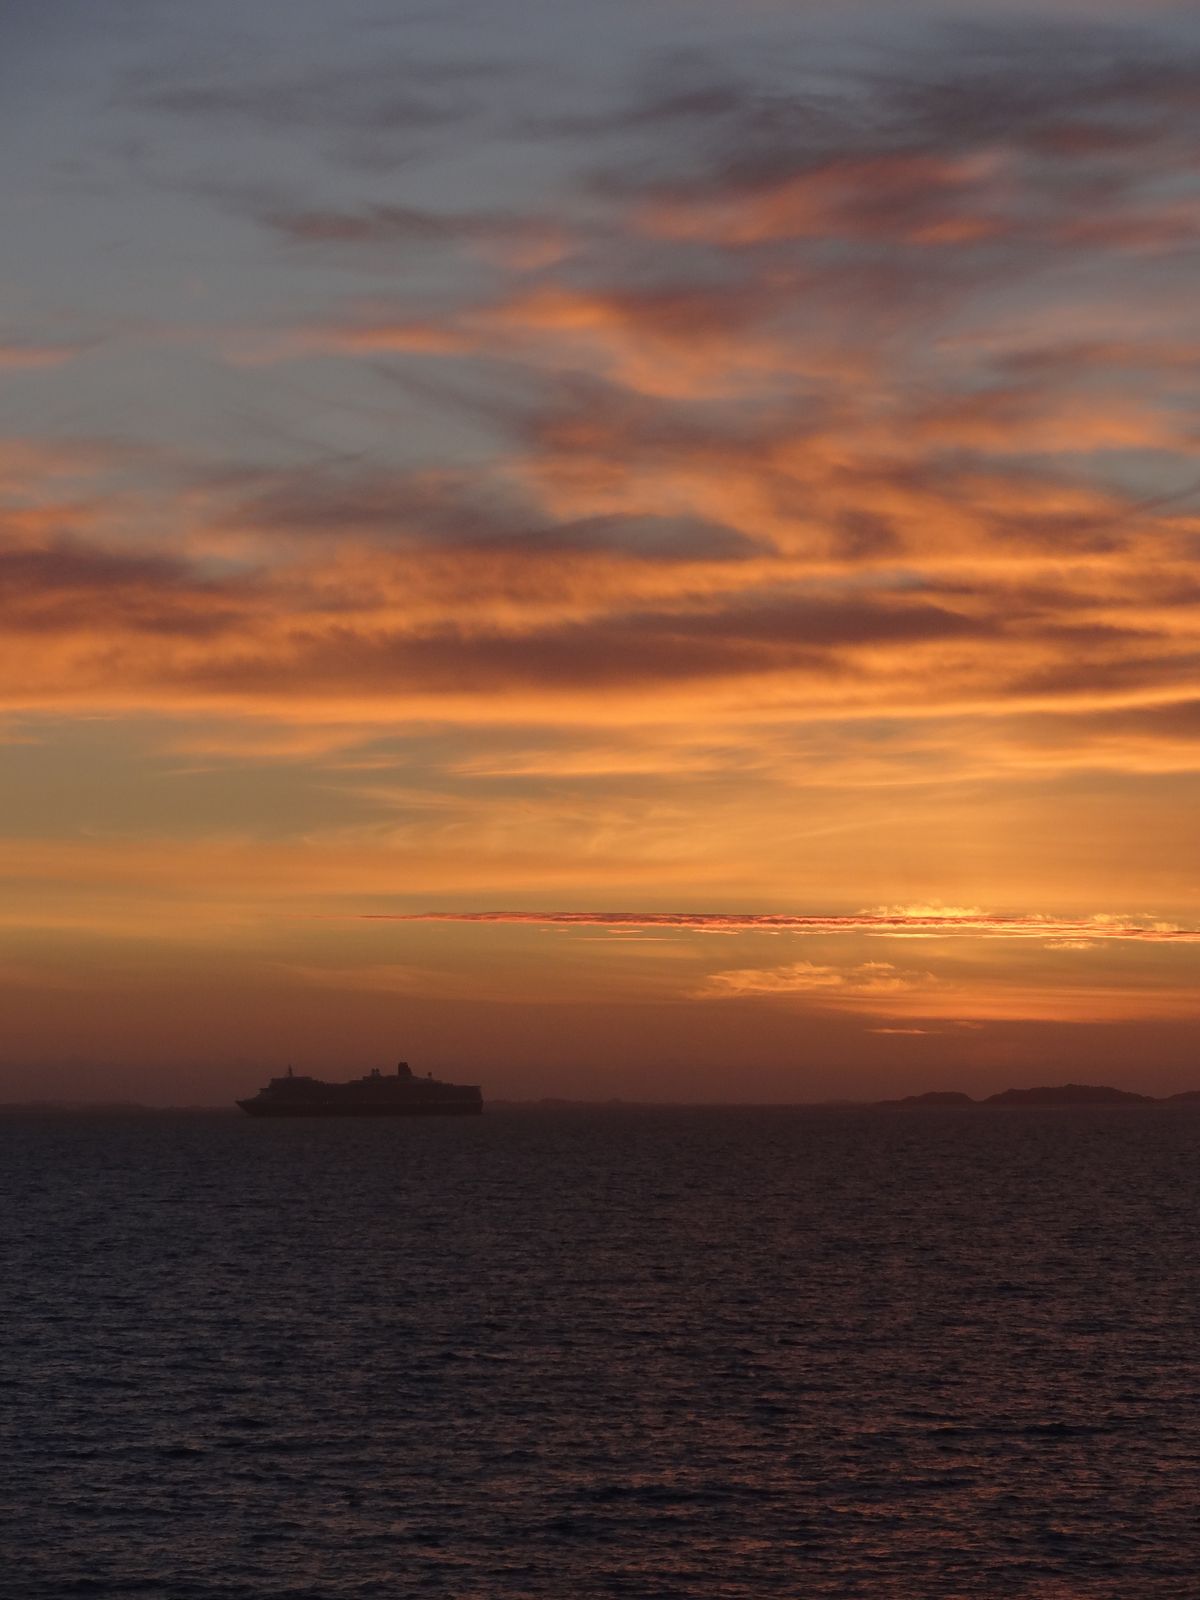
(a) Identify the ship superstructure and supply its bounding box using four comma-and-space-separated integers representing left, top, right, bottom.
237, 1061, 482, 1117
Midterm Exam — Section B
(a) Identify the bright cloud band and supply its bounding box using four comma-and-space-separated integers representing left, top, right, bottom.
360, 910, 1200, 942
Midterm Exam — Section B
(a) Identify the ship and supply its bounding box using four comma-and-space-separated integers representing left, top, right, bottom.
237, 1061, 483, 1118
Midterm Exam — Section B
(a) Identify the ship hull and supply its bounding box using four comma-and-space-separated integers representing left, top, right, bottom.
238, 1099, 481, 1118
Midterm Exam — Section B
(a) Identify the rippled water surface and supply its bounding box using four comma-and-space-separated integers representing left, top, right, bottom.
4, 1106, 1200, 1597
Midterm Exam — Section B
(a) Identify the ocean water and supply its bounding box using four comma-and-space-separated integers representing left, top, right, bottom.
3, 1106, 1199, 1598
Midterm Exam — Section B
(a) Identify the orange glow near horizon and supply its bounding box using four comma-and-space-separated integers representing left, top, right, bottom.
3, 3, 1200, 1102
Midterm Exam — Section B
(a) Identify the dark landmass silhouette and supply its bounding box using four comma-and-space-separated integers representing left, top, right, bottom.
0, 1101, 230, 1116
875, 1082, 1170, 1108
875, 1090, 976, 1108
490, 1097, 635, 1109
0, 1099, 154, 1115
986, 1083, 1153, 1106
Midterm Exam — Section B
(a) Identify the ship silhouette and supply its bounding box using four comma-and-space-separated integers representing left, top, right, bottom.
237, 1061, 482, 1118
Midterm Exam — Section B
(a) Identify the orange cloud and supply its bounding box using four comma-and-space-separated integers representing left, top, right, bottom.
698, 959, 938, 999
360, 909, 1200, 943
0, 341, 92, 370
635, 152, 1011, 248
2, 437, 1199, 782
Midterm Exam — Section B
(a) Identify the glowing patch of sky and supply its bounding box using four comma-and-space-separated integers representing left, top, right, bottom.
1, 0, 1198, 1099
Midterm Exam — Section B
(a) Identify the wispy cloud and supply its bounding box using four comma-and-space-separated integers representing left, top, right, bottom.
358, 909, 1200, 942
0, 341, 93, 370
697, 959, 937, 998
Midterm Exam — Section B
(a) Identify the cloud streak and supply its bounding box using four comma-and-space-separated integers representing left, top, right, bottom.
0, 341, 92, 370
697, 959, 937, 998
358, 909, 1200, 943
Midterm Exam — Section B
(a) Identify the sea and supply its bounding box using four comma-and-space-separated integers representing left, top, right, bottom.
3, 1106, 1199, 1598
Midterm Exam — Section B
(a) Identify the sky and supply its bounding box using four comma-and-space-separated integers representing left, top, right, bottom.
2, 0, 1199, 1103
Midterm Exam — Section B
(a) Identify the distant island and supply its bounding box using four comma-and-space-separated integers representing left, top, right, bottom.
876, 1082, 1171, 1108
875, 1090, 977, 1108
987, 1084, 1153, 1106
0, 1101, 230, 1116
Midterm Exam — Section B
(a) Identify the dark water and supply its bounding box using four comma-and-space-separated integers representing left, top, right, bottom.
3, 1107, 1200, 1598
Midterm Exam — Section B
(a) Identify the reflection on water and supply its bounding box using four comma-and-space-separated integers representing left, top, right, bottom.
4, 1106, 1199, 1596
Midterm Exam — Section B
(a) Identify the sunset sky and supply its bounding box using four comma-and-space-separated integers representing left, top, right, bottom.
3, 0, 1199, 1103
